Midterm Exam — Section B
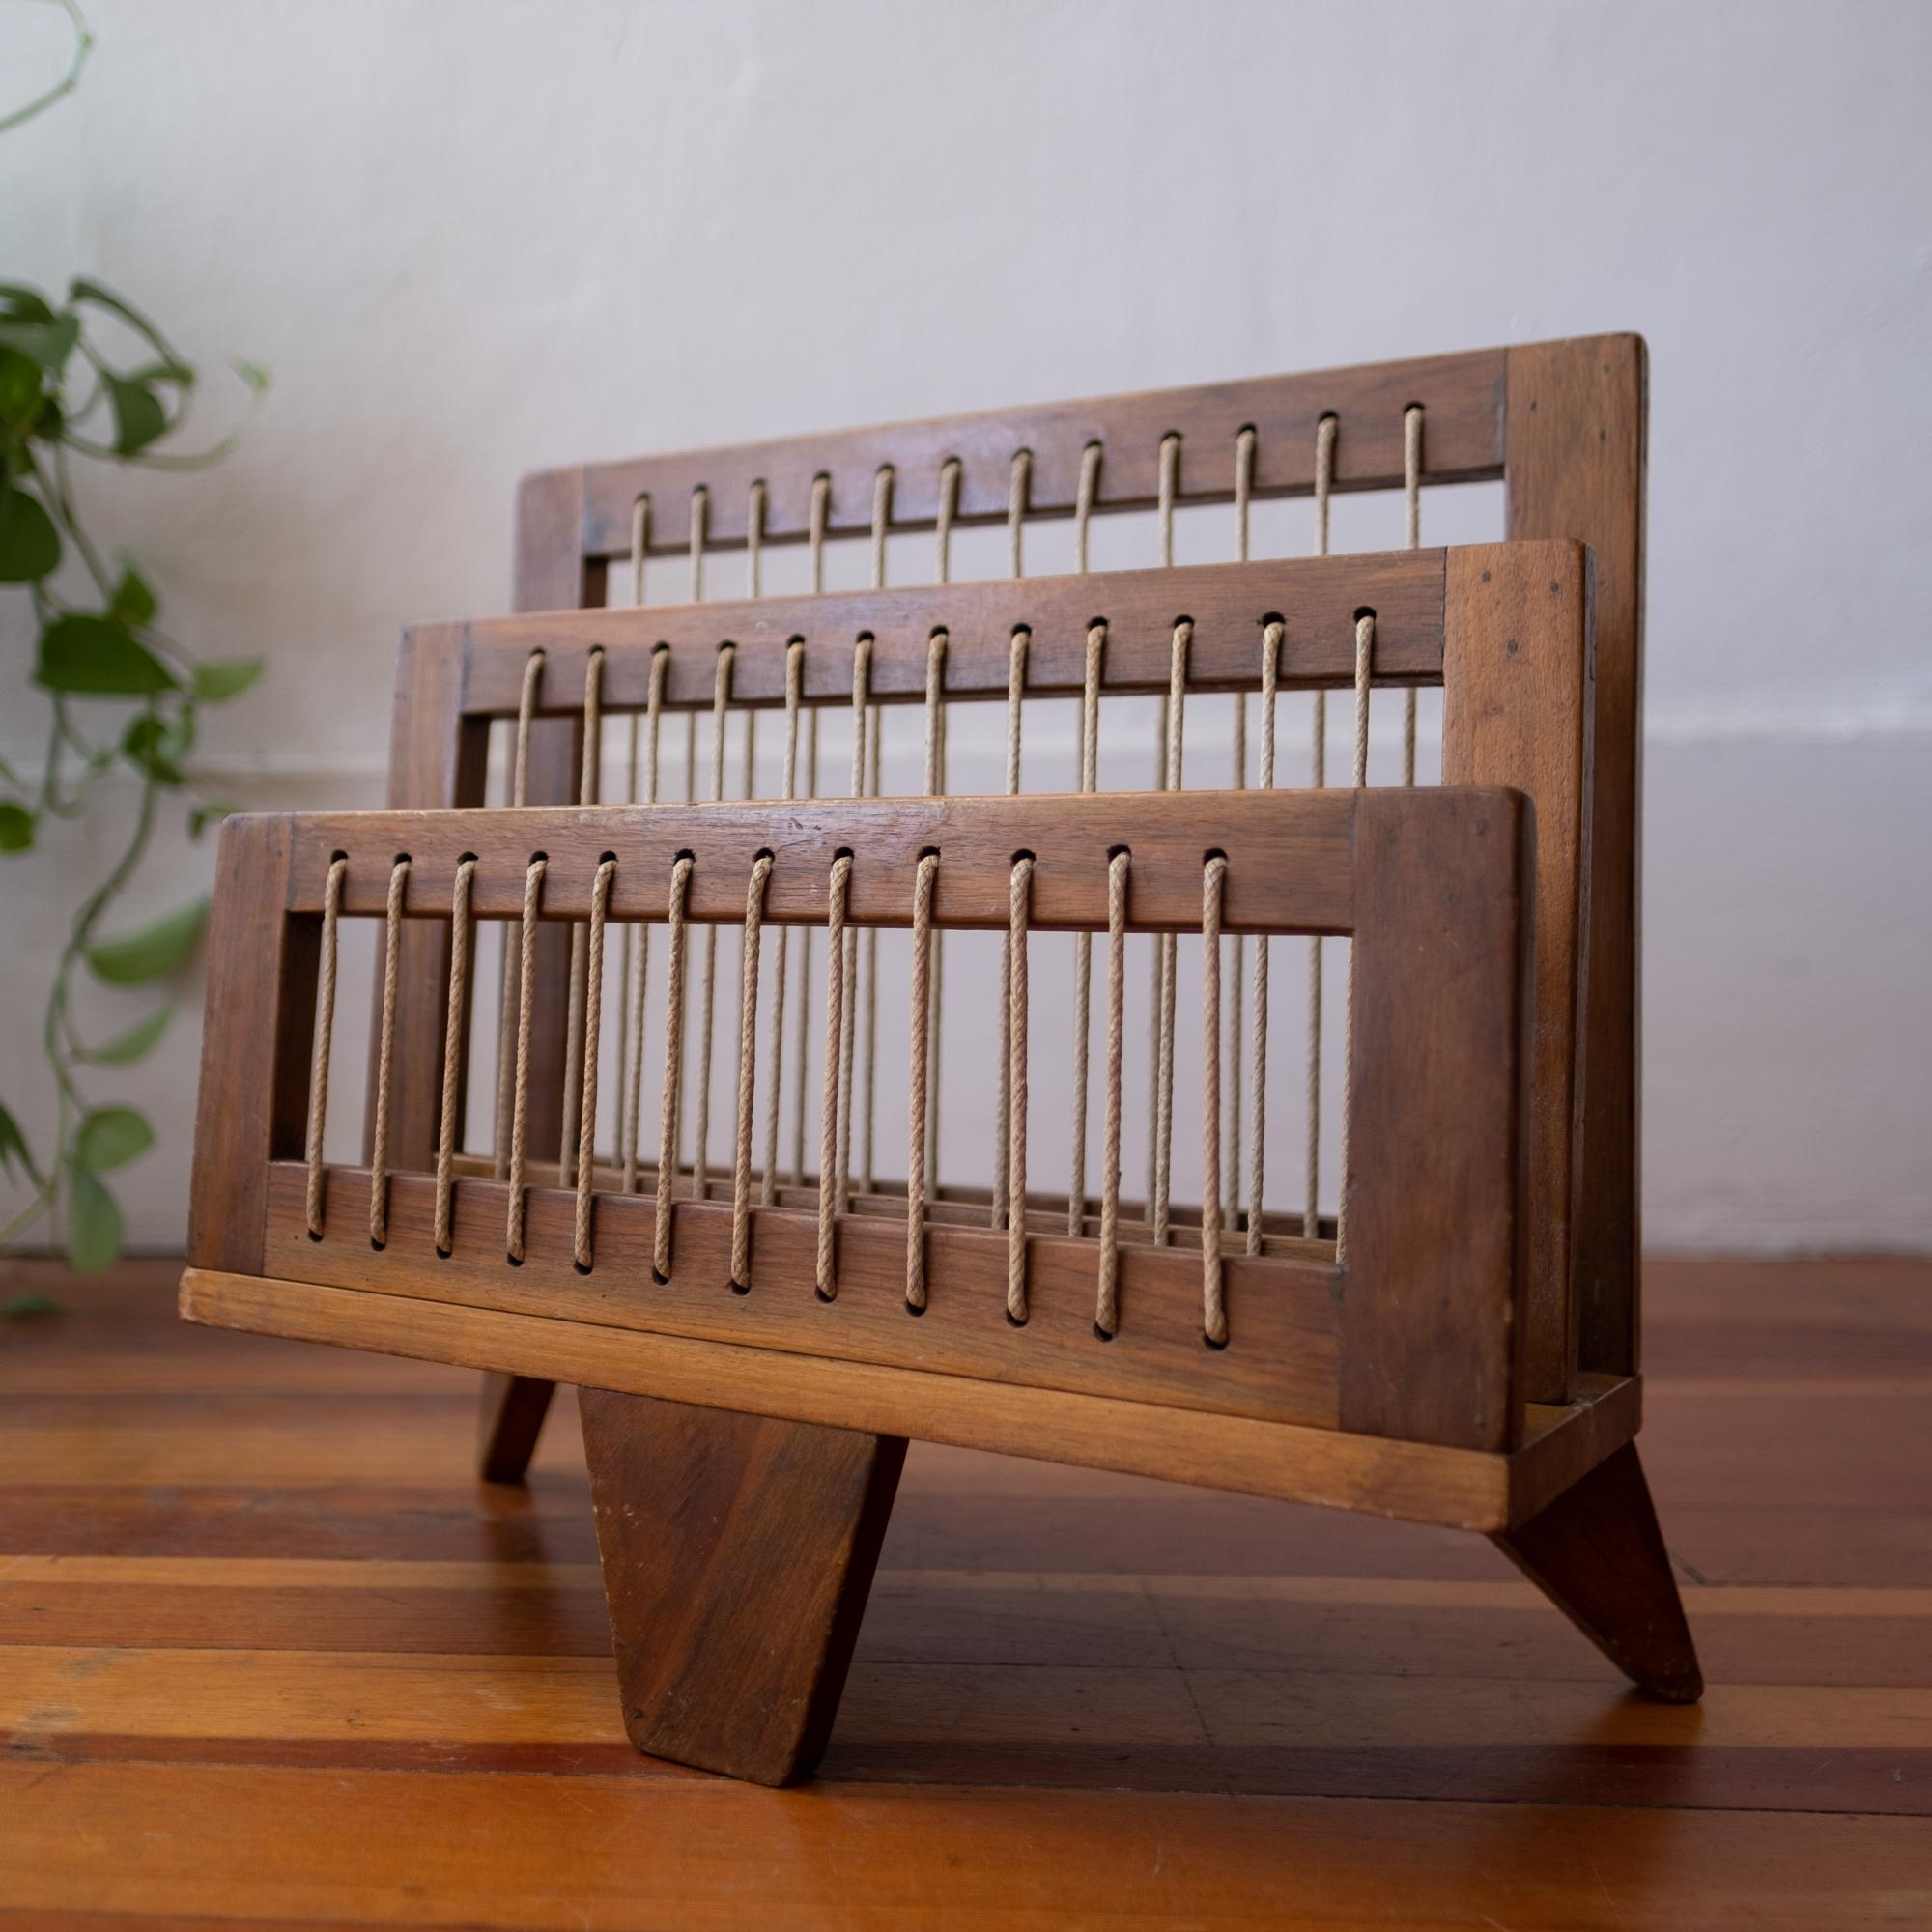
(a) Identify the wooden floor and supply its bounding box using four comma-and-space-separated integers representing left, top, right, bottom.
1, 1256, 1927, 1929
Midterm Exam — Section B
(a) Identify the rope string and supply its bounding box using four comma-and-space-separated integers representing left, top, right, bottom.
835, 639, 871, 1215
816, 852, 852, 1297
368, 856, 410, 1248
1402, 405, 1423, 786
1228, 429, 1256, 1229
1201, 855, 1229, 1345
748, 478, 766, 599
923, 629, 948, 1191
854, 469, 893, 1197
433, 856, 476, 1256
689, 482, 707, 601
785, 476, 831, 1188
1336, 611, 1375, 1264
1006, 853, 1034, 1322
935, 457, 960, 584
1067, 620, 1104, 1235
302, 856, 348, 1237
1151, 620, 1189, 1244
991, 626, 1028, 1229
494, 651, 543, 1178
616, 500, 650, 1155
1074, 440, 1101, 574
691, 643, 734, 1201
504, 855, 547, 1264
760, 641, 805, 1206
572, 857, 615, 1268
1095, 849, 1128, 1337
1008, 448, 1030, 577
729, 852, 774, 1289
558, 648, 605, 1186
652, 855, 694, 1281
1306, 413, 1337, 1237
1147, 432, 1180, 1215
905, 849, 938, 1310
1248, 621, 1282, 1255
621, 647, 667, 1193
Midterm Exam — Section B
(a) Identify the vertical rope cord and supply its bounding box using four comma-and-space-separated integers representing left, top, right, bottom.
788, 477, 831, 1187
303, 856, 348, 1236
494, 651, 543, 1178
1248, 621, 1282, 1255
1096, 849, 1128, 1337
858, 468, 893, 1196
1151, 621, 1189, 1245
923, 629, 948, 1193
935, 456, 960, 584
1228, 428, 1255, 1228
991, 626, 1028, 1229
617, 497, 650, 1144
367, 857, 411, 1248
816, 852, 852, 1297
1067, 621, 1105, 1236
1201, 856, 1229, 1345
748, 478, 766, 599
572, 858, 616, 1268
621, 647, 667, 1193
1336, 611, 1374, 1264
1006, 853, 1034, 1322
1148, 431, 1179, 1214
760, 641, 805, 1206
689, 482, 707, 601
835, 639, 870, 1216
432, 857, 477, 1256
652, 856, 694, 1281
558, 649, 605, 1186
728, 852, 774, 1291
1074, 440, 1101, 574
904, 850, 938, 1310
1007, 447, 1030, 577
691, 644, 734, 1201
1306, 413, 1337, 1237
504, 856, 547, 1264
1402, 405, 1423, 787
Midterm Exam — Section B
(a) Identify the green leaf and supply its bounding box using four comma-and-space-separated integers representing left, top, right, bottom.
109, 563, 157, 627
0, 1101, 31, 1181
0, 315, 79, 371
79, 1004, 172, 1065
35, 614, 178, 696
188, 799, 239, 840
106, 374, 169, 456
0, 801, 33, 852
84, 895, 208, 985
0, 482, 60, 581
67, 1167, 123, 1272
191, 657, 262, 702
76, 1105, 154, 1172
1, 1292, 61, 1320
121, 713, 184, 786
69, 279, 185, 369
0, 285, 56, 323
0, 349, 46, 429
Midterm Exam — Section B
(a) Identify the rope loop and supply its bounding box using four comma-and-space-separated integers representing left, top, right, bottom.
303, 856, 348, 1238
729, 852, 775, 1290
433, 856, 477, 1257
652, 855, 694, 1282
1096, 849, 1129, 1338
1005, 852, 1034, 1323
1202, 855, 1230, 1347
905, 850, 939, 1311
368, 856, 411, 1249
816, 852, 853, 1298
504, 855, 547, 1264
571, 857, 617, 1270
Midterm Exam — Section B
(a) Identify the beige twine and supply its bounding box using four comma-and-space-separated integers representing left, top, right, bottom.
652, 855, 694, 1281
558, 648, 605, 1187
368, 856, 411, 1248
433, 856, 477, 1256
835, 639, 871, 1215
691, 643, 734, 1201
494, 651, 543, 1178
1147, 432, 1179, 1214
728, 852, 774, 1290
1201, 855, 1230, 1346
1336, 611, 1373, 1263
616, 497, 650, 1138
621, 646, 667, 1193
504, 855, 547, 1264
816, 852, 852, 1297
858, 469, 892, 1196
1074, 440, 1101, 574
1228, 428, 1255, 1229
789, 493, 827, 1188
1248, 621, 1283, 1255
1306, 413, 1337, 1236
1403, 405, 1422, 786
1067, 620, 1105, 1235
1095, 849, 1129, 1337
991, 626, 1028, 1229
1151, 621, 1189, 1244
572, 857, 616, 1268
303, 856, 348, 1237
1008, 448, 1030, 577
760, 641, 805, 1206
923, 629, 948, 1191
904, 849, 938, 1310
1006, 853, 1034, 1322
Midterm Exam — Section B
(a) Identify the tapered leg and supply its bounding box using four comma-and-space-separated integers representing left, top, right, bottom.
580, 1387, 906, 1785
477, 1373, 556, 1484
1492, 1442, 1703, 1702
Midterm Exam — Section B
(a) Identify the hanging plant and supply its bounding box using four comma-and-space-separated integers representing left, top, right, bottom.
2, 0, 269, 1279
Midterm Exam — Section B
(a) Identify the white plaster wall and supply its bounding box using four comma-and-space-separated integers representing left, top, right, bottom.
2, 0, 1926, 1251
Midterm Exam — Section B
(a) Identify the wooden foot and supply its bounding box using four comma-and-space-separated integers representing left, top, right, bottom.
580, 1387, 906, 1785
476, 1373, 555, 1484
1492, 1441, 1703, 1701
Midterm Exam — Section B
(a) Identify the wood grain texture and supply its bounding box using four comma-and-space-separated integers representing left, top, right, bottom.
1505, 335, 1645, 1378
580, 1388, 905, 1785
451, 549, 1450, 714
1442, 542, 1593, 1401
5, 1254, 1928, 1927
